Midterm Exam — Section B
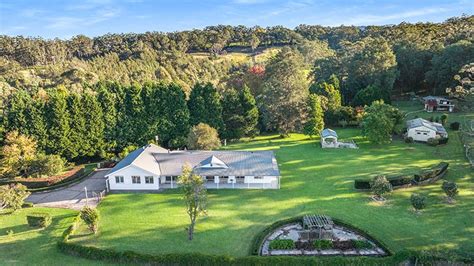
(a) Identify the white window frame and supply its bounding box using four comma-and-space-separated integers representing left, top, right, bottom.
145, 176, 154, 184
132, 176, 141, 184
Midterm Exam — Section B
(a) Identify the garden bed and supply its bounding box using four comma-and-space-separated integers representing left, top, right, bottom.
259, 218, 387, 257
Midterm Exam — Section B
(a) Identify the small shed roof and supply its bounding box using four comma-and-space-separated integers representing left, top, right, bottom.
321, 128, 338, 138
303, 215, 334, 229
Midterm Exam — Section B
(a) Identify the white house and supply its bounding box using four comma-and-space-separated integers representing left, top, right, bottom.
423, 96, 454, 112
105, 144, 281, 191
406, 118, 448, 142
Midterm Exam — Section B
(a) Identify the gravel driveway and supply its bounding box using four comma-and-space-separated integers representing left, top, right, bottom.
27, 169, 109, 210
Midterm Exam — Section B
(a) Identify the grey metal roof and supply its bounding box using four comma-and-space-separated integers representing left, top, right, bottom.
106, 144, 167, 176
406, 118, 436, 131
321, 128, 338, 138
154, 150, 280, 177
423, 96, 448, 101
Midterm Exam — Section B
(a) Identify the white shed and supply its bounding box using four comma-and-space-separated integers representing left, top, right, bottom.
406, 118, 448, 142
321, 128, 338, 148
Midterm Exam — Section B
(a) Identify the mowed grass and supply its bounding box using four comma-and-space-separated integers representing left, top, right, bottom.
0, 208, 107, 265
73, 105, 473, 258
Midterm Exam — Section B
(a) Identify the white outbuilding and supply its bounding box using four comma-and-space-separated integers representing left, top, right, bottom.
320, 128, 338, 148
406, 118, 448, 142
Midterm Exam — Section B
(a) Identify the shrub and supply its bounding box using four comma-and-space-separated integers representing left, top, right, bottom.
404, 136, 414, 143
410, 193, 426, 211
295, 241, 314, 250
313, 239, 333, 250
450, 122, 460, 130
438, 137, 449, 145
440, 114, 448, 125
80, 206, 99, 234
22, 202, 34, 208
0, 184, 31, 212
29, 154, 66, 178
351, 239, 373, 249
442, 181, 459, 200
370, 175, 392, 199
427, 138, 439, 146
269, 239, 295, 250
354, 179, 371, 189
27, 213, 52, 228
187, 123, 221, 150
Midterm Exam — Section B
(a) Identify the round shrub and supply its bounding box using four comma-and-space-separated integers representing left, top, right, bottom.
351, 239, 373, 249
370, 175, 393, 200
450, 122, 460, 130
427, 138, 439, 146
410, 193, 426, 211
404, 136, 414, 143
442, 181, 458, 200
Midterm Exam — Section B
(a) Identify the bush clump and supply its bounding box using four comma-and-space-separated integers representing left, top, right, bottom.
351, 239, 373, 249
404, 136, 414, 143
411, 193, 427, 212
27, 213, 52, 228
22, 202, 34, 208
442, 181, 458, 202
370, 175, 392, 200
80, 206, 99, 234
313, 239, 333, 250
354, 179, 371, 189
450, 122, 460, 130
388, 175, 414, 187
269, 239, 295, 250
427, 138, 439, 146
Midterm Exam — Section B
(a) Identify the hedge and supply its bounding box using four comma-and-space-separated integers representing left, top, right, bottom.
0, 164, 97, 192
354, 162, 448, 190
27, 213, 52, 228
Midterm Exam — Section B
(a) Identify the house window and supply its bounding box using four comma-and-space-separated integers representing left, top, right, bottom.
417, 132, 421, 135
145, 176, 154, 184
115, 176, 124, 183
254, 176, 263, 180
132, 176, 141, 184
423, 133, 427, 135
165, 176, 172, 182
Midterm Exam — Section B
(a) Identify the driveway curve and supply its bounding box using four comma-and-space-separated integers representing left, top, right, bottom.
27, 169, 109, 210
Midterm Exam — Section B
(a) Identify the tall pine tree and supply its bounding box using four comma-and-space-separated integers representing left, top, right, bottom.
303, 94, 325, 139
66, 93, 86, 159
222, 86, 258, 140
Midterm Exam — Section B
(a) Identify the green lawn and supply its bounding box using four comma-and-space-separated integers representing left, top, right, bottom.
0, 208, 106, 265
71, 105, 473, 259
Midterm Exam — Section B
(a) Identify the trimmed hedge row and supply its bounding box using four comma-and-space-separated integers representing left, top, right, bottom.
0, 164, 96, 192
57, 218, 473, 265
354, 162, 448, 190
27, 213, 52, 228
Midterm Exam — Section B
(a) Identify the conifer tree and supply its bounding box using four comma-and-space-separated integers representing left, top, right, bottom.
44, 88, 70, 157
188, 83, 223, 132
82, 91, 105, 157
66, 93, 86, 159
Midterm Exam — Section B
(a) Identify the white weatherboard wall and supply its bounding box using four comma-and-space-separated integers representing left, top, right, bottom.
244, 176, 277, 184
107, 165, 160, 190
407, 127, 436, 142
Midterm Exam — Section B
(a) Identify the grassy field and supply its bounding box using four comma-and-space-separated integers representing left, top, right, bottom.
0, 208, 107, 265
70, 103, 473, 259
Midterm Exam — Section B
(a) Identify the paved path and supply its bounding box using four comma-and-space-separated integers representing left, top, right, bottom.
27, 169, 109, 210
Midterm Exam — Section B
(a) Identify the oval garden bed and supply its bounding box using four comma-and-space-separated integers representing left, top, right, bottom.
259, 215, 387, 257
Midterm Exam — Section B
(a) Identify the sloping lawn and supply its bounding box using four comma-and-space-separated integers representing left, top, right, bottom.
0, 208, 105, 265
73, 114, 473, 258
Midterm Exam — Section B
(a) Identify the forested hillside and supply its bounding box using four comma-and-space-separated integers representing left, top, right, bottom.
0, 16, 473, 167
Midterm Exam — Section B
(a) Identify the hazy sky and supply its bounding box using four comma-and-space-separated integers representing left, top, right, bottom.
0, 0, 472, 39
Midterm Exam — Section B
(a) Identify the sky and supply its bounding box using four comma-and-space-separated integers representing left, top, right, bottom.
0, 0, 472, 39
